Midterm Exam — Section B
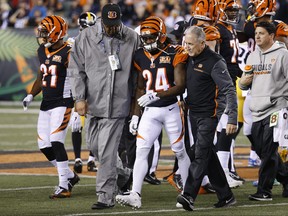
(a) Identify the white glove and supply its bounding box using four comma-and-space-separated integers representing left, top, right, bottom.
137, 92, 160, 107
129, 115, 139, 135
22, 94, 33, 111
71, 112, 82, 132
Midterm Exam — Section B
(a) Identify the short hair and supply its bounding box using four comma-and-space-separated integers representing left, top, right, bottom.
256, 21, 276, 35
184, 26, 206, 43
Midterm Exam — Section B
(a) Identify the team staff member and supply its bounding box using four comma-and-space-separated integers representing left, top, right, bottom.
239, 21, 288, 201
68, 3, 140, 210
22, 15, 79, 199
177, 26, 237, 211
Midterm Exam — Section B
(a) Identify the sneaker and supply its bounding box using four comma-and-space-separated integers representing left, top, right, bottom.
68, 172, 80, 191
214, 195, 236, 208
167, 173, 183, 192
229, 171, 245, 183
144, 172, 161, 185
176, 194, 194, 211
73, 159, 82, 173
249, 193, 272, 201
248, 158, 261, 167
91, 202, 114, 210
49, 186, 71, 199
87, 160, 98, 172
116, 191, 141, 209
225, 171, 243, 188
202, 183, 216, 193
176, 202, 183, 208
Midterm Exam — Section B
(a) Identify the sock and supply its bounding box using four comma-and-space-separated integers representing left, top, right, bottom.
217, 151, 230, 171
57, 161, 74, 189
249, 150, 258, 160
50, 159, 57, 167
201, 175, 209, 186
132, 147, 150, 195
230, 139, 235, 172
175, 149, 190, 189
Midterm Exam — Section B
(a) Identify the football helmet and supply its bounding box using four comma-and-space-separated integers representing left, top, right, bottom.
78, 12, 97, 31
140, 16, 167, 51
192, 0, 219, 23
37, 15, 68, 47
218, 0, 240, 24
246, 0, 276, 22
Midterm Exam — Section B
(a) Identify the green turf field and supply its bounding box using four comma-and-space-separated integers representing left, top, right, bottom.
2, 106, 287, 216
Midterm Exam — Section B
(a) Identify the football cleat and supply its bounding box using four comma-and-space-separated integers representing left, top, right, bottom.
68, 172, 80, 192
225, 170, 243, 188
87, 160, 98, 172
73, 159, 83, 173
49, 186, 71, 199
116, 191, 141, 209
167, 173, 183, 192
144, 172, 161, 185
248, 158, 261, 167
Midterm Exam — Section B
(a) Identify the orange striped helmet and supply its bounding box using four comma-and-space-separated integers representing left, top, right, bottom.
140, 16, 167, 51
275, 21, 288, 37
246, 0, 276, 21
202, 25, 221, 41
218, 0, 240, 24
37, 15, 68, 45
192, 0, 219, 22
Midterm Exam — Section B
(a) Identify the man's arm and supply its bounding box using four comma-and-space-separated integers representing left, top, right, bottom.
211, 59, 238, 134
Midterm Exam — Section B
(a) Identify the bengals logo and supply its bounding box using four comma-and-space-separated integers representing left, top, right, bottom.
107, 11, 118, 19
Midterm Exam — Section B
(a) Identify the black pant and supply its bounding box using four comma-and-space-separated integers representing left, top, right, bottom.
184, 115, 232, 201
252, 115, 288, 195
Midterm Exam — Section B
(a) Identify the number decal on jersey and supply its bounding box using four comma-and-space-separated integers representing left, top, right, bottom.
229, 38, 240, 64
247, 38, 256, 53
40, 64, 57, 87
143, 68, 170, 92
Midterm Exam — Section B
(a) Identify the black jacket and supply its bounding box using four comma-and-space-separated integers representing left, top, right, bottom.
185, 46, 237, 125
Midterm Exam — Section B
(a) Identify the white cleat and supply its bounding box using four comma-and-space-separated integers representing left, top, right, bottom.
116, 191, 142, 209
225, 171, 243, 188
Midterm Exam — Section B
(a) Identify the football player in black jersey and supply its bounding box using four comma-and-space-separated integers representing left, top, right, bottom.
22, 15, 79, 199
215, 0, 245, 188
116, 16, 190, 209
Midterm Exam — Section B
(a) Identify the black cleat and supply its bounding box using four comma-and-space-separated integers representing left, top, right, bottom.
68, 172, 80, 192
87, 161, 98, 172
144, 172, 161, 185
73, 159, 83, 173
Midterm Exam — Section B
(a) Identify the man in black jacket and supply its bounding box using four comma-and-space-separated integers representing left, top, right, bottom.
177, 26, 238, 211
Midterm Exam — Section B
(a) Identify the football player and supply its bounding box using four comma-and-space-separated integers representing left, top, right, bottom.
69, 12, 98, 173
22, 15, 79, 199
215, 0, 244, 188
116, 16, 190, 209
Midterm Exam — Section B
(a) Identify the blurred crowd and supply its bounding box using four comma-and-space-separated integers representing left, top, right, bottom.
0, 0, 287, 30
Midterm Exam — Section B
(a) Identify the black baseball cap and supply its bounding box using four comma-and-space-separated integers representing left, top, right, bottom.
170, 20, 188, 37
101, 3, 122, 26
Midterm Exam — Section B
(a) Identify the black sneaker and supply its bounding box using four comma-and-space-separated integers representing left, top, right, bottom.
283, 185, 288, 197
214, 195, 236, 208
68, 172, 80, 192
87, 161, 98, 172
144, 172, 161, 185
248, 193, 272, 201
202, 183, 216, 193
177, 194, 194, 211
91, 202, 114, 210
73, 159, 83, 173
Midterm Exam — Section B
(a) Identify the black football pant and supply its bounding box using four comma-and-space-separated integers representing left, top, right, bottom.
184, 115, 233, 201
251, 115, 288, 196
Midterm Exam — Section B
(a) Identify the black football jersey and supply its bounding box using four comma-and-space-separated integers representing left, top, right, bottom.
216, 21, 242, 84
37, 42, 73, 111
134, 45, 188, 107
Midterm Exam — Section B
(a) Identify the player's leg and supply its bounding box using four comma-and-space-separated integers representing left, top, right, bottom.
50, 107, 79, 198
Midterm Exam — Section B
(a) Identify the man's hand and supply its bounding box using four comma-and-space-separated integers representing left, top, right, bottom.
22, 94, 33, 111
129, 115, 139, 135
75, 100, 87, 116
226, 124, 237, 135
71, 112, 82, 132
137, 92, 160, 107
